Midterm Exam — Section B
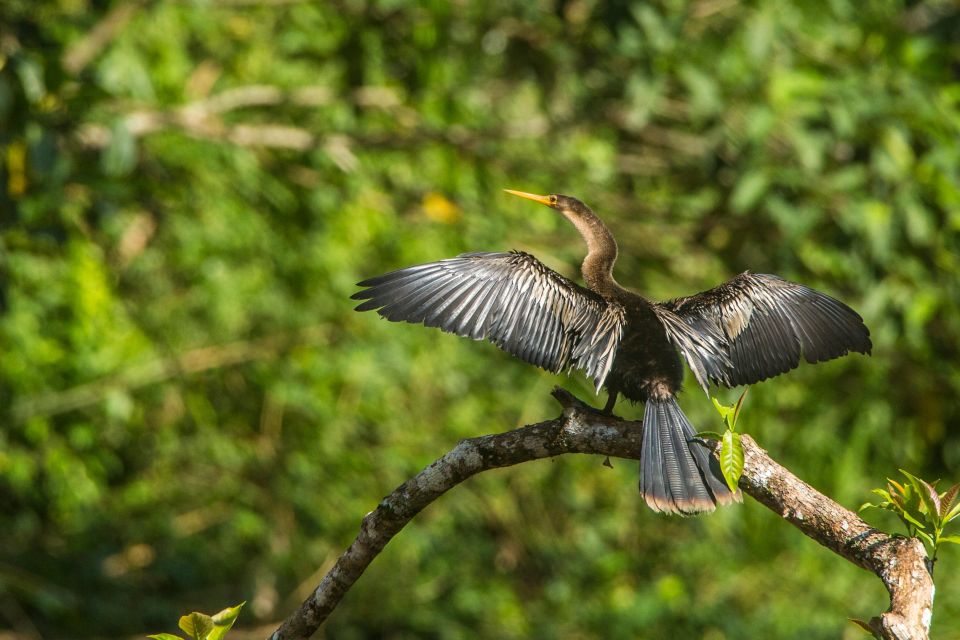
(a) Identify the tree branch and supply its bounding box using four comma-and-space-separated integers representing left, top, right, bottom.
730, 434, 934, 639
268, 389, 932, 640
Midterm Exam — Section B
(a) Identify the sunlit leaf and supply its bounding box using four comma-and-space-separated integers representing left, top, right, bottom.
711, 397, 734, 423
179, 613, 214, 640
5, 140, 27, 196
900, 470, 938, 519
731, 387, 749, 430
887, 485, 904, 509
939, 484, 959, 520
914, 530, 934, 546
15, 56, 45, 102
421, 192, 461, 224
899, 506, 928, 531
101, 119, 137, 177
924, 484, 941, 522
730, 170, 769, 214
720, 430, 744, 493
209, 602, 245, 640
944, 502, 960, 524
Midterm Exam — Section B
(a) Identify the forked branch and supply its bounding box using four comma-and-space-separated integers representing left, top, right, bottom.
267, 389, 933, 640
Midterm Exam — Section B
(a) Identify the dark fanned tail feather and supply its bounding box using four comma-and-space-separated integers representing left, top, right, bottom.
641, 396, 740, 515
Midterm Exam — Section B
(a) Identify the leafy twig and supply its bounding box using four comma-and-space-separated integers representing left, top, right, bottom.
149, 602, 245, 640
861, 470, 960, 560
697, 387, 749, 492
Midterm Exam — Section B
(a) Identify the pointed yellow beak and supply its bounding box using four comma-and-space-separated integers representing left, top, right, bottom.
503, 189, 553, 207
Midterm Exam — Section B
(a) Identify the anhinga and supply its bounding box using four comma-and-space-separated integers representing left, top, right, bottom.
352, 190, 871, 515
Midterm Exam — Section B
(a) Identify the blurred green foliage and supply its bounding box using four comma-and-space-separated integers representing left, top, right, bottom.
2, 0, 960, 638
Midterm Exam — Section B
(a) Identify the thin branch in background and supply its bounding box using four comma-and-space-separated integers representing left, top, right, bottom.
71, 84, 396, 160
70, 78, 693, 180
267, 389, 933, 640
0, 594, 42, 640
61, 1, 146, 75
10, 327, 328, 423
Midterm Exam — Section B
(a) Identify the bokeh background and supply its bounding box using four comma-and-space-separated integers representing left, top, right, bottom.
3, 1, 960, 638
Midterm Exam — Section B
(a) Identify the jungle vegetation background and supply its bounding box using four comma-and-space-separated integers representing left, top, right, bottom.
2, 0, 960, 638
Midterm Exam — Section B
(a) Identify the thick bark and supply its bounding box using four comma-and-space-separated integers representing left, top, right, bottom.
267, 389, 933, 640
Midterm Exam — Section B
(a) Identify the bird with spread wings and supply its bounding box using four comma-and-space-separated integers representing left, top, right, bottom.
353, 190, 871, 515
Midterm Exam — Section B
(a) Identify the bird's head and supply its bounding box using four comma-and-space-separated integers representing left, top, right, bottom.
503, 189, 590, 219
503, 187, 618, 283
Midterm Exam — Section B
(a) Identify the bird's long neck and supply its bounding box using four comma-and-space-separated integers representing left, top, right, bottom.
563, 208, 621, 297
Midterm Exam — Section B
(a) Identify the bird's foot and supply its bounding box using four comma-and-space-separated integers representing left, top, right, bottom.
551, 387, 589, 412
551, 386, 618, 418
601, 391, 619, 415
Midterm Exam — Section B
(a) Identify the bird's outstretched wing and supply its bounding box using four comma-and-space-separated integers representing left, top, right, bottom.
352, 251, 626, 390
659, 273, 871, 389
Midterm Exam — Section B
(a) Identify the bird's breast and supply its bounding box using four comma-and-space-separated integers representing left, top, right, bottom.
606, 304, 684, 402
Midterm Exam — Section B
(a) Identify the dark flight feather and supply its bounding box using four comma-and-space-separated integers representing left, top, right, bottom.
661, 272, 872, 389
352, 251, 626, 390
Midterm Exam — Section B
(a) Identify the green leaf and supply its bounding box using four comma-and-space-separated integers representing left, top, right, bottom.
887, 479, 907, 495
15, 56, 45, 103
898, 509, 928, 531
148, 635, 184, 640
730, 170, 770, 214
939, 484, 959, 520
711, 397, 734, 425
720, 430, 744, 493
101, 119, 137, 177
211, 602, 245, 625
710, 393, 749, 432
914, 529, 934, 547
887, 484, 905, 508
938, 535, 960, 545
900, 470, 938, 519
208, 602, 246, 640
944, 502, 960, 524
179, 613, 214, 640
924, 483, 941, 521
731, 387, 749, 430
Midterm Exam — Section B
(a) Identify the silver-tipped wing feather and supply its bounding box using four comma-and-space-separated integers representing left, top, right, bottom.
352, 251, 626, 390
660, 272, 872, 389
651, 304, 729, 392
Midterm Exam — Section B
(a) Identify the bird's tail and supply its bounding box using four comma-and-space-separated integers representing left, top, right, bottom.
640, 396, 740, 515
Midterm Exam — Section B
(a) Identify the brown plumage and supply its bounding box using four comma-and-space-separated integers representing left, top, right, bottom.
352, 190, 872, 515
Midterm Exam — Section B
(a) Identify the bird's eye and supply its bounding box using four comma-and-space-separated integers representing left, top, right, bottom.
549, 195, 558, 205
